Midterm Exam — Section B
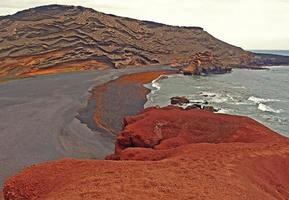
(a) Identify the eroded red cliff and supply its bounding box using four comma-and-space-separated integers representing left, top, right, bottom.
3, 106, 289, 200
106, 106, 286, 160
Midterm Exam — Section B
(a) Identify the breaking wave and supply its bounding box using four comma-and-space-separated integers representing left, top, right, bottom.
258, 103, 281, 114
248, 96, 280, 104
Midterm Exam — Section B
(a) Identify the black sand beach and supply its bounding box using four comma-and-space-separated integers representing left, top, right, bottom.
0, 66, 172, 188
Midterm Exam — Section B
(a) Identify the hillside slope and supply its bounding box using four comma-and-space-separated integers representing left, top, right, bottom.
2, 5, 288, 77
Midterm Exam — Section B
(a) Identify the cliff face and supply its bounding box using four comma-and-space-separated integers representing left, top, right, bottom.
3, 106, 289, 200
2, 4, 286, 78
106, 106, 287, 160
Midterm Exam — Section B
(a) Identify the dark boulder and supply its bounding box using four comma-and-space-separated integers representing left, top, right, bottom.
185, 104, 202, 110
170, 96, 189, 105
203, 105, 219, 112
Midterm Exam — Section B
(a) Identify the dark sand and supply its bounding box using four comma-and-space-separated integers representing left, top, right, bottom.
77, 71, 176, 135
0, 66, 173, 189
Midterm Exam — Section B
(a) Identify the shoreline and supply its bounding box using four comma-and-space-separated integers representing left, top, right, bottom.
77, 70, 177, 135
144, 67, 289, 136
3, 67, 289, 199
0, 66, 174, 190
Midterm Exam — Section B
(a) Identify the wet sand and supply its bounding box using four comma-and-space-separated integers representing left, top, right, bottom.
0, 66, 173, 188
77, 70, 176, 135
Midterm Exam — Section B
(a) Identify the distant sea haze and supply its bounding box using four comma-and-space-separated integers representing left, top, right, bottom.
250, 50, 289, 56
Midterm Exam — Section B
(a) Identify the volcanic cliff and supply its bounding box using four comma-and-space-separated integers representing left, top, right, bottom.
1, 4, 289, 78
4, 106, 289, 199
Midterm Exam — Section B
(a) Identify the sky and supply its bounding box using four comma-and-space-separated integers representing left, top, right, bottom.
0, 0, 289, 50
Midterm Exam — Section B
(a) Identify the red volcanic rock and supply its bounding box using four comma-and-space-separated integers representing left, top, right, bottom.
3, 106, 289, 200
107, 106, 285, 160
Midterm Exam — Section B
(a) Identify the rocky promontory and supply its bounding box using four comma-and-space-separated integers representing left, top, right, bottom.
4, 106, 289, 199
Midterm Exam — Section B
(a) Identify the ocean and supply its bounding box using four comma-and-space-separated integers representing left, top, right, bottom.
251, 50, 289, 56
145, 51, 289, 136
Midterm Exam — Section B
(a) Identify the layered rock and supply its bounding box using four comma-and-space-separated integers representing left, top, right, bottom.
1, 5, 289, 78
179, 51, 232, 75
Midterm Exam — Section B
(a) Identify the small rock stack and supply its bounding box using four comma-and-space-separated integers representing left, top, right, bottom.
181, 51, 232, 75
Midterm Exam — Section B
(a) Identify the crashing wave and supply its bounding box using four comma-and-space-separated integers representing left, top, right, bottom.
200, 92, 218, 97
229, 101, 252, 105
151, 81, 161, 91
217, 108, 232, 114
248, 96, 280, 104
258, 103, 281, 113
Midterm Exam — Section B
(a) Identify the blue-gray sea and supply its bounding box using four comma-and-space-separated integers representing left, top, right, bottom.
145, 50, 289, 136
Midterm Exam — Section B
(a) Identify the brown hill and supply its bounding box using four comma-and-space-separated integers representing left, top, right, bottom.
3, 106, 289, 199
1, 5, 289, 78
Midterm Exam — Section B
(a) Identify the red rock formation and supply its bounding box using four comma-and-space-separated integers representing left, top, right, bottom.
107, 106, 286, 160
3, 106, 289, 200
181, 51, 232, 75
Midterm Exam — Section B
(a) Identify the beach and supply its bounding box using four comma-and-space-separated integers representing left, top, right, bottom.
0, 66, 174, 188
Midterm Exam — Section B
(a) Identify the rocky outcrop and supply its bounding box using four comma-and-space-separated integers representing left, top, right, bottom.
106, 106, 286, 160
247, 53, 289, 67
202, 105, 217, 112
170, 96, 218, 111
170, 96, 190, 105
4, 106, 289, 200
180, 51, 233, 75
1, 5, 288, 78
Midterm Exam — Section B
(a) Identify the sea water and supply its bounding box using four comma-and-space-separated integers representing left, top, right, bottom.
145, 53, 289, 136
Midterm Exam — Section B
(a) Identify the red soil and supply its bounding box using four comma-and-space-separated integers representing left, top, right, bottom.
116, 71, 174, 84
3, 106, 289, 200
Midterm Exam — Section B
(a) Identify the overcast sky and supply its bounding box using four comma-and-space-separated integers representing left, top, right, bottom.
1, 0, 288, 50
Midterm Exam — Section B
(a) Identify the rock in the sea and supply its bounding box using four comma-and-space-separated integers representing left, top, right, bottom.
185, 104, 202, 110
170, 96, 190, 105
203, 105, 219, 112
180, 52, 233, 76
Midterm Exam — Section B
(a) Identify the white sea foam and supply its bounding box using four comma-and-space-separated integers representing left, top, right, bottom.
199, 92, 232, 103
217, 108, 232, 114
258, 103, 281, 113
211, 97, 228, 103
200, 92, 218, 97
248, 96, 280, 104
194, 86, 205, 89
151, 80, 161, 91
188, 99, 208, 104
226, 94, 235, 101
231, 86, 246, 89
229, 101, 252, 105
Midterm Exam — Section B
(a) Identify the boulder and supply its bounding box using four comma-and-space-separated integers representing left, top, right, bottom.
182, 65, 195, 75
185, 104, 202, 110
170, 96, 189, 105
203, 105, 216, 112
